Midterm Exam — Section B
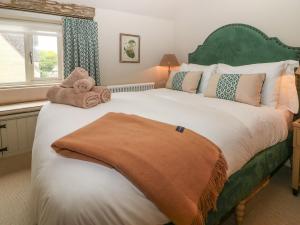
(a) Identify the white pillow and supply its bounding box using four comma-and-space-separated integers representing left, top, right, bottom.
217, 62, 286, 107
180, 63, 217, 93
278, 60, 299, 114
180, 63, 207, 72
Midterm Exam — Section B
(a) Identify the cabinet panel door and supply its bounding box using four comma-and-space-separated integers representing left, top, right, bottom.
0, 114, 38, 157
17, 118, 28, 153
16, 116, 38, 154
2, 119, 18, 157
26, 116, 37, 148
0, 122, 2, 148
0, 121, 5, 156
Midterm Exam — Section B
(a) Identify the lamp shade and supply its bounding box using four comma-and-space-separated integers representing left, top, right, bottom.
160, 54, 179, 67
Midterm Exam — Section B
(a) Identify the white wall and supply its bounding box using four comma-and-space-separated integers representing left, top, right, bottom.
95, 9, 175, 85
174, 0, 300, 63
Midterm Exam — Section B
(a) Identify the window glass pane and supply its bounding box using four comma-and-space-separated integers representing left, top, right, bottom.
33, 35, 59, 79
0, 32, 26, 83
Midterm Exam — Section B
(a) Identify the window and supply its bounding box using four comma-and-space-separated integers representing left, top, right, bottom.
0, 18, 63, 87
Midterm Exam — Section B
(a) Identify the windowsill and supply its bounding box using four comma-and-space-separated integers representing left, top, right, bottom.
0, 100, 48, 117
0, 82, 62, 90
0, 83, 57, 105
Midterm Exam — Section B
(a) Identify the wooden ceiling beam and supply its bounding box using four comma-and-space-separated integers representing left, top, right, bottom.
0, 0, 95, 19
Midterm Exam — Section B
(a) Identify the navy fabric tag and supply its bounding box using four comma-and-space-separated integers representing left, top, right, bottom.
176, 126, 185, 133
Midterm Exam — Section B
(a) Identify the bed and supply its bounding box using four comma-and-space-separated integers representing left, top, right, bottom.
31, 24, 300, 225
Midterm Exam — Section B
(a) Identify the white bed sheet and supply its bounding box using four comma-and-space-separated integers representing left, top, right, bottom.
32, 88, 289, 225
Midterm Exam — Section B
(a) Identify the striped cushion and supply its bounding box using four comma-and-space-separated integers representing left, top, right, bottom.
166, 71, 202, 93
204, 73, 266, 106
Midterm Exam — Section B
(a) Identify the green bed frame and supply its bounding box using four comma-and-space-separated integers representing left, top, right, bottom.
206, 135, 292, 225
167, 24, 300, 225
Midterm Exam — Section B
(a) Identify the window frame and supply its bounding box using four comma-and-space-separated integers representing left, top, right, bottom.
0, 18, 63, 88
28, 32, 64, 83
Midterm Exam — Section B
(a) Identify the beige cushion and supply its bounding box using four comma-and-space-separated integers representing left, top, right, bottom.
166, 71, 202, 93
204, 73, 266, 106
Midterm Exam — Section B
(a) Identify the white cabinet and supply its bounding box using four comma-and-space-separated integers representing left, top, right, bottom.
0, 111, 38, 157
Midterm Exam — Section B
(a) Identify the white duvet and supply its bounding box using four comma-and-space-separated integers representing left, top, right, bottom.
32, 88, 289, 225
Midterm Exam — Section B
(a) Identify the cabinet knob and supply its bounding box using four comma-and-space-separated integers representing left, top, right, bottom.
0, 124, 6, 129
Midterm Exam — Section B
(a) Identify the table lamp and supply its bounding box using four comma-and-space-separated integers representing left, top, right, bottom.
160, 54, 179, 75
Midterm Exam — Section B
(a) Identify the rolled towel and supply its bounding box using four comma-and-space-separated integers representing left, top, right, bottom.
47, 86, 99, 109
61, 67, 89, 88
73, 77, 96, 93
92, 86, 111, 103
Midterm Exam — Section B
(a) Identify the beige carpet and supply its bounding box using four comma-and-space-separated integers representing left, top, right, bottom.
0, 153, 34, 225
0, 153, 300, 225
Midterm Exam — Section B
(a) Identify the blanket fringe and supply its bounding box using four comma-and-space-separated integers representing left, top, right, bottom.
192, 151, 228, 225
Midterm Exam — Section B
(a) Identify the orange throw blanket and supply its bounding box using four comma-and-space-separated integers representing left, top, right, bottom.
52, 113, 228, 225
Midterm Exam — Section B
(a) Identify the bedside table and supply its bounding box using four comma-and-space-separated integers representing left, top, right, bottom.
292, 119, 300, 195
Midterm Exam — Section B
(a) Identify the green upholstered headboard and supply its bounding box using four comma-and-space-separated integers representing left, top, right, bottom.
188, 23, 300, 66
188, 23, 300, 117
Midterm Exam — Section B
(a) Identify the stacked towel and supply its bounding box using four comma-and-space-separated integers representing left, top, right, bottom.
47, 67, 111, 108
74, 77, 96, 93
47, 86, 99, 109
61, 67, 89, 88
92, 86, 111, 103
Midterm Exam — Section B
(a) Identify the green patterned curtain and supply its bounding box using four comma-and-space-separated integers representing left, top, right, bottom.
63, 17, 100, 85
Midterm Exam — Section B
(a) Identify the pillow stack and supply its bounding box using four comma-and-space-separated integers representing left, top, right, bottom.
216, 62, 285, 107
165, 60, 299, 111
